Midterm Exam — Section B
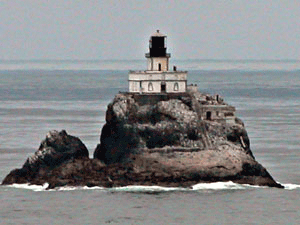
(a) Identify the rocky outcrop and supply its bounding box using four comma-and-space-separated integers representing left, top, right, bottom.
94, 92, 250, 162
2, 91, 283, 189
2, 130, 89, 185
93, 92, 282, 188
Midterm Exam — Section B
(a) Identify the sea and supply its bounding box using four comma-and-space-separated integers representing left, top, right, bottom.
0, 59, 299, 224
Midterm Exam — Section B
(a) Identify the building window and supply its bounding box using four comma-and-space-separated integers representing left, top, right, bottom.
206, 111, 212, 120
148, 82, 153, 91
158, 63, 161, 71
161, 83, 166, 92
174, 82, 179, 91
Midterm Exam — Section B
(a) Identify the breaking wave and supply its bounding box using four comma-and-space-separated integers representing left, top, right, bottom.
281, 183, 300, 190
7, 181, 300, 192
9, 183, 50, 192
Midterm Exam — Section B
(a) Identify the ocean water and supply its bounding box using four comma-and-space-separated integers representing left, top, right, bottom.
0, 60, 299, 224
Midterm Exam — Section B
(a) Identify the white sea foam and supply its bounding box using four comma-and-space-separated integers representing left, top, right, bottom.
53, 186, 105, 191
191, 181, 247, 190
111, 185, 187, 192
4, 181, 255, 192
10, 183, 49, 192
7, 181, 300, 192
8, 183, 105, 192
282, 183, 300, 190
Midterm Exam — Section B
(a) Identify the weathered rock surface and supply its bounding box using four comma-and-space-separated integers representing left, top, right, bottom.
93, 92, 283, 188
2, 130, 89, 185
2, 91, 283, 189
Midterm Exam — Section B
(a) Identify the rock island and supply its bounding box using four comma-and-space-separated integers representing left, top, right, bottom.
2, 31, 283, 189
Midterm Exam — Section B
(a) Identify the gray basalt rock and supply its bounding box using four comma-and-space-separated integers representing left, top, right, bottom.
93, 92, 283, 188
2, 92, 283, 189
2, 130, 89, 185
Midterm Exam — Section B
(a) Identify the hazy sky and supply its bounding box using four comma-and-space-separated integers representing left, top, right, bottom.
1, 0, 299, 60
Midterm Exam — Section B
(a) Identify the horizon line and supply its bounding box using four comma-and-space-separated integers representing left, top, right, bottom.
0, 58, 299, 62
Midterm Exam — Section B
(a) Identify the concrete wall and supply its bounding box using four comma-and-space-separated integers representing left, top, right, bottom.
187, 85, 198, 93
166, 81, 186, 93
132, 93, 190, 106
128, 81, 140, 93
128, 70, 187, 93
199, 105, 236, 121
142, 81, 161, 93
147, 57, 169, 71
129, 80, 186, 93
129, 72, 187, 81
129, 81, 162, 93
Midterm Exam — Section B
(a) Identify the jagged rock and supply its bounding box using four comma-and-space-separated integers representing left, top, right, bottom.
2, 91, 283, 189
94, 92, 283, 188
2, 130, 89, 185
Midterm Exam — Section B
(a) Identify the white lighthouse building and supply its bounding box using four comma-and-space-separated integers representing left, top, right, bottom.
128, 30, 188, 94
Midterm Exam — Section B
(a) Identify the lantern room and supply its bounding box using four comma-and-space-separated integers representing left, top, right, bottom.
145, 30, 171, 72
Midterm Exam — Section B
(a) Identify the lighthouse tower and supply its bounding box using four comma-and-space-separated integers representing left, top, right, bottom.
146, 30, 170, 71
128, 30, 187, 93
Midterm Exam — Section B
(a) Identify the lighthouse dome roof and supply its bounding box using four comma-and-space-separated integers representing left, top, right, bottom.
151, 30, 166, 37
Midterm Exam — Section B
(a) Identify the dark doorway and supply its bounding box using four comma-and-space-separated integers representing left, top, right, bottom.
139, 81, 142, 93
158, 63, 161, 71
206, 111, 212, 120
161, 83, 166, 92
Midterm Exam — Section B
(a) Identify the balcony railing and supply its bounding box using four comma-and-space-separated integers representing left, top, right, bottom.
145, 53, 171, 58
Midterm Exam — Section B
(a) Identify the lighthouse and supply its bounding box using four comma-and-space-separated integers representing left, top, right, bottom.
145, 30, 170, 71
128, 30, 187, 93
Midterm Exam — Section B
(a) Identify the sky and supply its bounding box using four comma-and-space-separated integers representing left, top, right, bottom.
1, 0, 299, 60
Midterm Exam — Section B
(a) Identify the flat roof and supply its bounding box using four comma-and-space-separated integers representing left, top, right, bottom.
129, 70, 188, 74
